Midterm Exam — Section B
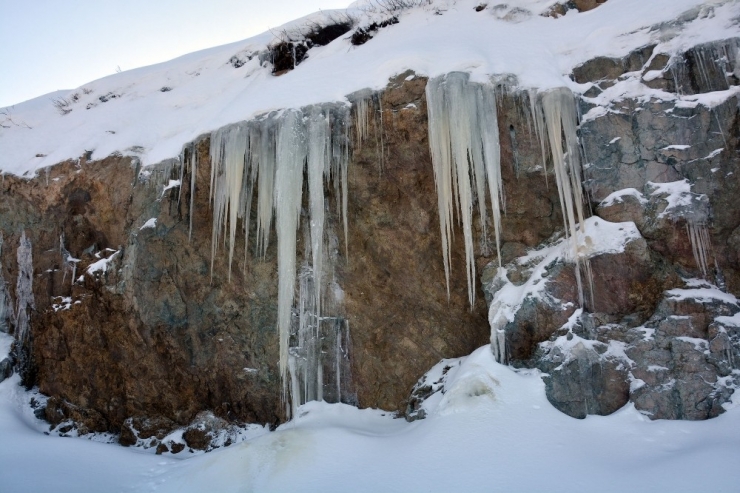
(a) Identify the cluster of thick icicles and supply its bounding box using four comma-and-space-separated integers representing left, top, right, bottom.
203, 104, 351, 415
201, 73, 597, 409
426, 73, 592, 364
426, 74, 591, 309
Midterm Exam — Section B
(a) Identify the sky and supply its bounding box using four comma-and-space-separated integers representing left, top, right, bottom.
0, 0, 352, 108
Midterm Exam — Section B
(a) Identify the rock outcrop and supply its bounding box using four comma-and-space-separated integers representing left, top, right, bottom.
0, 36, 739, 446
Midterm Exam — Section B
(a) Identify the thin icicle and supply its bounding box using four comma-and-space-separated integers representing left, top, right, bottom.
528, 88, 549, 188
687, 221, 712, 279
209, 123, 249, 280
189, 144, 197, 241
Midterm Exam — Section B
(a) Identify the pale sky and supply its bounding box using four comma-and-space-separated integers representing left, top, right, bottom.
0, 0, 352, 108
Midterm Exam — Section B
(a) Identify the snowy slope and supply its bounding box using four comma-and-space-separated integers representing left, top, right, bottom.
1, 0, 738, 176
2, 347, 740, 492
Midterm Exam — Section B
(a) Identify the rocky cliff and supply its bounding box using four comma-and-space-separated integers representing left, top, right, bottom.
1, 0, 739, 454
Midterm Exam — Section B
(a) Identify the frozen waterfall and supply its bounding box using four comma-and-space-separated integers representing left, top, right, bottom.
207, 104, 351, 416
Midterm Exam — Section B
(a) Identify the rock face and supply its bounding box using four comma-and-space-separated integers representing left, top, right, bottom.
1, 36, 739, 443
483, 38, 740, 420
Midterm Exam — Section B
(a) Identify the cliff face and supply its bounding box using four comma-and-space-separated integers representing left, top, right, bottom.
1, 28, 740, 452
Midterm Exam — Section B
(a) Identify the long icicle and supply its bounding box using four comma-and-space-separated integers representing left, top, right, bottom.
275, 109, 306, 388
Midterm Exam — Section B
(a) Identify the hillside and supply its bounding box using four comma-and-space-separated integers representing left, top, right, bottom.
1, 0, 740, 491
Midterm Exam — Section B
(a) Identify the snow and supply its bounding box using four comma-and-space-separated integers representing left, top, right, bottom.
1, 347, 740, 492
2, 0, 739, 177
662, 144, 691, 150
648, 179, 695, 217
489, 217, 642, 362
140, 218, 157, 230
85, 250, 120, 275
599, 187, 648, 207
666, 286, 739, 305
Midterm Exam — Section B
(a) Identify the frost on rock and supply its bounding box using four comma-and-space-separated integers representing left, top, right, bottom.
207, 103, 351, 417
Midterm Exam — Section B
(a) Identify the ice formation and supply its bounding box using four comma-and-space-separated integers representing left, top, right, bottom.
426, 73, 503, 307
207, 104, 351, 413
0, 233, 14, 333
15, 231, 34, 369
426, 74, 591, 310
59, 235, 79, 286
288, 262, 354, 418
687, 222, 712, 279
537, 87, 592, 307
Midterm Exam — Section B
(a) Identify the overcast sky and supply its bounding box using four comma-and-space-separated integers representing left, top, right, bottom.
0, 0, 352, 108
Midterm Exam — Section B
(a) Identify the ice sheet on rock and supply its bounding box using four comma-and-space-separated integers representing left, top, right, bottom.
14, 232, 34, 337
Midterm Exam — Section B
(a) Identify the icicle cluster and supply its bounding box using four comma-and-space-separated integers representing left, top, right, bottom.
426, 76, 594, 363
208, 104, 351, 406
687, 222, 712, 279
425, 73, 504, 308
15, 231, 35, 352
535, 88, 592, 308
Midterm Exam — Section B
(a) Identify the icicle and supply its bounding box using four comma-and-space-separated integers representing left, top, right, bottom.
540, 88, 592, 308
425, 73, 505, 307
354, 96, 372, 149
687, 221, 712, 279
59, 234, 79, 287
207, 103, 353, 416
189, 144, 197, 241
209, 123, 249, 280
252, 120, 275, 258
275, 109, 306, 383
307, 108, 329, 319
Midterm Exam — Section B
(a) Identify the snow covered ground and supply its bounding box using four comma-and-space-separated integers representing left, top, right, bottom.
1, 0, 739, 177
1, 343, 739, 492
